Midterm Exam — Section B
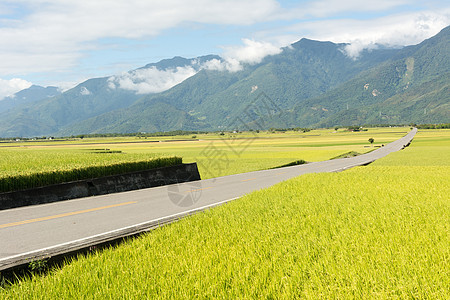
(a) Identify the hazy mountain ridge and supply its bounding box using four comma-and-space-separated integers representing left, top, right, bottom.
0, 85, 61, 114
0, 55, 220, 137
59, 38, 402, 135
139, 55, 221, 71
0, 26, 448, 137
293, 26, 450, 127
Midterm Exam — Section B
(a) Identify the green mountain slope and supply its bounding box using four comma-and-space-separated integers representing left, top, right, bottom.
0, 56, 219, 137
291, 26, 450, 127
0, 78, 142, 137
0, 85, 61, 114
0, 26, 448, 137
315, 74, 449, 127
59, 39, 400, 135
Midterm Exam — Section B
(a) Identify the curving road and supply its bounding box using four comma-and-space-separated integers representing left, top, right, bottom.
0, 128, 417, 271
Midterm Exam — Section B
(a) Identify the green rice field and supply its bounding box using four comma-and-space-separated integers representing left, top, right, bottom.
0, 149, 181, 193
0, 127, 410, 193
1, 128, 448, 298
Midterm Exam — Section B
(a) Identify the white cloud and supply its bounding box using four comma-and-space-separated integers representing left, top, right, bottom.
0, 78, 32, 100
202, 58, 243, 72
109, 38, 283, 94
259, 9, 450, 58
56, 81, 81, 93
108, 66, 198, 94
0, 0, 281, 76
289, 0, 410, 19
334, 11, 450, 58
224, 39, 283, 64
341, 42, 380, 59
79, 86, 91, 96
0, 0, 448, 85
203, 39, 282, 72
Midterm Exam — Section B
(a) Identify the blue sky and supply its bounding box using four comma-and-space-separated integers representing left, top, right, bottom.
0, 0, 449, 98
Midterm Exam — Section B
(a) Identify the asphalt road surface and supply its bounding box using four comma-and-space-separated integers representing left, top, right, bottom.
0, 128, 417, 271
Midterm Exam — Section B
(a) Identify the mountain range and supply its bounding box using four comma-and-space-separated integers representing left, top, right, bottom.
0, 85, 61, 114
0, 26, 448, 137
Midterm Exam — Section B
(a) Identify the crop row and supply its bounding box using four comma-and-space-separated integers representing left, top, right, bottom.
0, 156, 182, 193
1, 130, 448, 298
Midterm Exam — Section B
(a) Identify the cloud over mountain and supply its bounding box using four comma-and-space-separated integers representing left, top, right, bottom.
270, 9, 450, 58
108, 39, 282, 94
108, 66, 198, 94
0, 78, 32, 100
0, 0, 448, 88
0, 0, 280, 76
203, 39, 282, 72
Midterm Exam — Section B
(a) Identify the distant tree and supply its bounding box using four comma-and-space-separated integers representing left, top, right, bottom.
334, 127, 339, 131
368, 138, 374, 146
348, 125, 360, 131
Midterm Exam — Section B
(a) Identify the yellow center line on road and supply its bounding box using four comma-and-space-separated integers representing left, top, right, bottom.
185, 187, 213, 194
275, 172, 287, 175
241, 178, 257, 182
0, 201, 137, 229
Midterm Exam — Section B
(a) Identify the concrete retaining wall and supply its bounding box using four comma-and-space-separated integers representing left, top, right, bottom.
0, 163, 200, 210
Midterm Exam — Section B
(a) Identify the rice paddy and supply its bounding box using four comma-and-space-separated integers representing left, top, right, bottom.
2, 127, 448, 298
0, 148, 181, 192
0, 127, 411, 186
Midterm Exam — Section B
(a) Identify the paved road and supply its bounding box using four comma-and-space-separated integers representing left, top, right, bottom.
0, 128, 417, 271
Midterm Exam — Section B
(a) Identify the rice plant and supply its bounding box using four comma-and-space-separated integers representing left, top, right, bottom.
1, 129, 448, 298
0, 148, 181, 192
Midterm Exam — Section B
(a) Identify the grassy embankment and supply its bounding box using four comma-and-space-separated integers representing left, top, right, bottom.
1, 129, 448, 298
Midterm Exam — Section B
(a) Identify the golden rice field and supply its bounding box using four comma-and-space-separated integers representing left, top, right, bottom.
1, 128, 448, 298
0, 127, 410, 192
0, 148, 181, 193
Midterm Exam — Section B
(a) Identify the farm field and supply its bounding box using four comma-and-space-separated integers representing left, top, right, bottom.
1, 128, 448, 298
0, 127, 410, 192
0, 149, 181, 193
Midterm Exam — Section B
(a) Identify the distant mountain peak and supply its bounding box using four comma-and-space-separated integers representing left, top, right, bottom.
0, 85, 62, 114
291, 38, 343, 49
140, 54, 221, 71
0, 27, 448, 138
